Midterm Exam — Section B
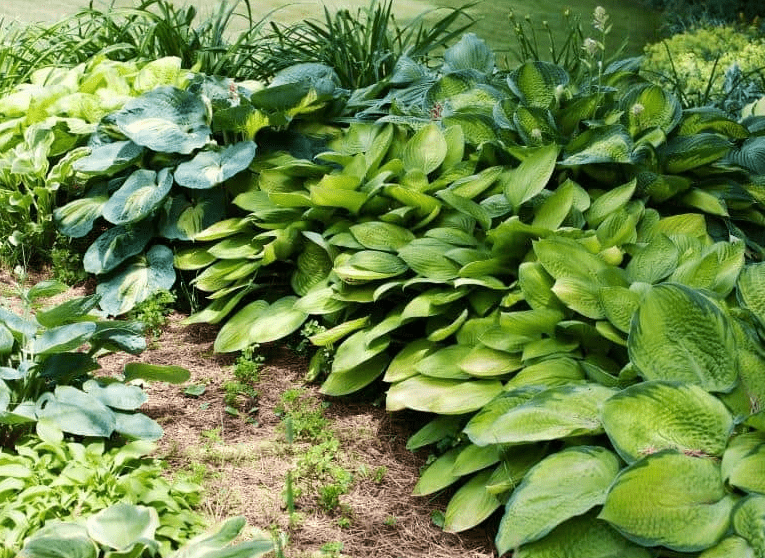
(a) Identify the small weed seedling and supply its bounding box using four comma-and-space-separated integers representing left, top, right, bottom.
127, 289, 176, 340
223, 344, 263, 410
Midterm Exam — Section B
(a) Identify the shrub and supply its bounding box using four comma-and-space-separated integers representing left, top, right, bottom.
642, 23, 765, 111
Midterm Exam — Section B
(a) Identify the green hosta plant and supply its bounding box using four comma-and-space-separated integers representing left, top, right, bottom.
0, 436, 205, 558
179, 43, 765, 555
0, 277, 189, 444
54, 71, 338, 315
18, 504, 272, 558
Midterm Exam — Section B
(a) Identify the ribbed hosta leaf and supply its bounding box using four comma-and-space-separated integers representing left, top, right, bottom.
496, 446, 620, 554
386, 375, 503, 414
628, 284, 737, 391
513, 514, 652, 558
349, 221, 414, 252
621, 84, 682, 136
83, 223, 153, 275
213, 300, 269, 353
659, 133, 732, 174
444, 469, 501, 533
699, 536, 756, 558
733, 495, 765, 556
159, 189, 226, 241
463, 383, 616, 445
501, 143, 559, 211
737, 262, 765, 329
601, 381, 734, 463
599, 451, 734, 552
585, 179, 636, 227
416, 345, 472, 379
504, 358, 584, 390
403, 123, 447, 174
398, 238, 460, 281
458, 344, 523, 377
508, 61, 569, 108
726, 136, 765, 175
560, 125, 633, 166
626, 233, 679, 283
319, 352, 389, 396
598, 286, 640, 333
443, 33, 494, 73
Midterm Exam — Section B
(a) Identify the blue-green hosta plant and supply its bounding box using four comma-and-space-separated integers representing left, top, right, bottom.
0, 277, 189, 444
0, 56, 193, 266
54, 70, 339, 315
18, 503, 272, 558
0, 436, 205, 557
178, 46, 765, 555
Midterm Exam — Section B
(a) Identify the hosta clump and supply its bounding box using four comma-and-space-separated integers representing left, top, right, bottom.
0, 437, 205, 557
0, 278, 189, 444
18, 504, 272, 558
181, 43, 765, 555
0, 56, 193, 265
54, 70, 338, 316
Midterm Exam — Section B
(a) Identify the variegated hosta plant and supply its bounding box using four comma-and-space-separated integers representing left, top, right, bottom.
53, 68, 338, 316
182, 47, 765, 555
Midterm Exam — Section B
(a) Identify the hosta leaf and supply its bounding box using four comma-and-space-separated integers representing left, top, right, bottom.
670, 240, 745, 297
113, 411, 164, 441
508, 61, 569, 108
384, 338, 439, 383
247, 296, 307, 344
72, 140, 143, 174
464, 383, 616, 445
331, 329, 390, 374
599, 451, 734, 552
96, 245, 176, 316
319, 352, 388, 396
83, 223, 152, 275
102, 168, 173, 225
416, 345, 472, 379
83, 380, 147, 410
737, 262, 765, 329
444, 469, 501, 533
678, 107, 749, 138
53, 183, 109, 238
496, 446, 620, 554
308, 316, 369, 346
722, 434, 765, 494
406, 415, 465, 450
502, 143, 559, 211
733, 495, 765, 556
518, 261, 565, 311
626, 234, 679, 283
20, 531, 99, 558
413, 447, 462, 495
598, 286, 640, 333
0, 324, 13, 356
560, 125, 633, 166
552, 277, 604, 319
533, 236, 615, 284
86, 503, 159, 550
158, 189, 226, 241
32, 322, 96, 355
602, 381, 734, 463
349, 221, 414, 252
398, 238, 460, 281
659, 133, 732, 174
386, 375, 503, 414
443, 33, 494, 73
213, 300, 269, 353
453, 443, 502, 476
123, 363, 190, 383
402, 123, 447, 174
293, 285, 346, 315
36, 386, 116, 437
115, 86, 210, 154
628, 283, 737, 391
193, 217, 251, 241
532, 180, 575, 230
504, 357, 584, 390
437, 190, 491, 230
585, 179, 636, 227
309, 184, 368, 213
459, 345, 523, 377
699, 536, 757, 558
621, 84, 682, 136
513, 514, 652, 558
174, 141, 257, 189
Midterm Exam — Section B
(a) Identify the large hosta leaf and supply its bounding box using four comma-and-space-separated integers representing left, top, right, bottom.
102, 168, 173, 225
628, 283, 737, 391
463, 383, 616, 445
53, 183, 109, 238
599, 451, 734, 551
386, 375, 502, 414
513, 514, 652, 558
32, 322, 96, 355
601, 381, 734, 463
560, 125, 633, 166
733, 495, 765, 556
246, 296, 307, 344
501, 143, 559, 211
213, 300, 269, 353
83, 222, 153, 275
174, 141, 257, 189
95, 245, 176, 316
443, 33, 495, 74
158, 188, 226, 241
114, 86, 210, 154
621, 84, 682, 136
349, 221, 415, 252
35, 386, 116, 437
496, 446, 620, 554
402, 123, 447, 174
737, 262, 765, 329
722, 433, 765, 495
444, 469, 501, 533
72, 140, 143, 174
86, 503, 159, 550
508, 61, 569, 109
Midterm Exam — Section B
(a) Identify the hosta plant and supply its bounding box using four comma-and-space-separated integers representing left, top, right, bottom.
0, 436, 204, 557
54, 70, 339, 315
19, 504, 272, 558
0, 55, 192, 266
0, 277, 189, 444
180, 42, 765, 555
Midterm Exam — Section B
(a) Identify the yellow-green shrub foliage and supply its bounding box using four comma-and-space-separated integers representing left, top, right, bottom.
642, 24, 765, 108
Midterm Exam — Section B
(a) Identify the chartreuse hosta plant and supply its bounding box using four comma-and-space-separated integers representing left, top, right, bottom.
53, 67, 339, 315
19, 504, 272, 558
0, 277, 189, 444
0, 437, 205, 557
178, 42, 765, 555
0, 56, 192, 265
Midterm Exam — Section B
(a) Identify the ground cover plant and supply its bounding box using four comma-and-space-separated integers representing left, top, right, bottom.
5, 1, 765, 557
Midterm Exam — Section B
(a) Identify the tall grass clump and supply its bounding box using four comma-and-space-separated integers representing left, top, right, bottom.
253, 0, 475, 89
